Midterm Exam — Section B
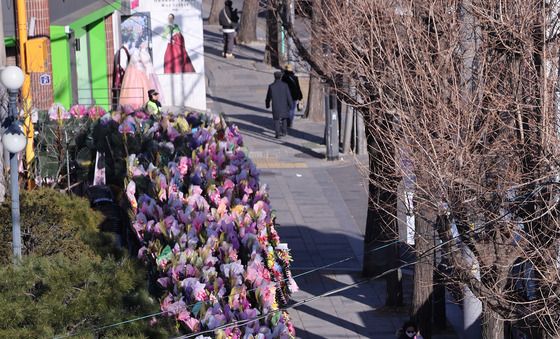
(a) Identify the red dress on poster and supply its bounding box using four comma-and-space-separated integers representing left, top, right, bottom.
131, 0, 139, 10
163, 19, 196, 74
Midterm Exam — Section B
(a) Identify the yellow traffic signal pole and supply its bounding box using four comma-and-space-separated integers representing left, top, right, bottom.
16, 0, 35, 182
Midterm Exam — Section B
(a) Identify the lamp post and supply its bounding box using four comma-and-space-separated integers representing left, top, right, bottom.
0, 66, 27, 264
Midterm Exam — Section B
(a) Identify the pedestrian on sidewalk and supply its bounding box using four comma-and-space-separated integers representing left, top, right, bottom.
144, 89, 162, 118
219, 0, 239, 59
281, 64, 303, 128
396, 321, 424, 339
266, 71, 294, 139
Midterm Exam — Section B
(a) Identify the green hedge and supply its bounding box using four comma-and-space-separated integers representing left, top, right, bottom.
0, 189, 172, 338
0, 189, 112, 264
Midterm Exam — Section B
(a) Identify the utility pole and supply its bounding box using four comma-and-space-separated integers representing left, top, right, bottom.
0, 2, 6, 66
15, 0, 35, 179
277, 0, 288, 66
0, 2, 7, 205
16, 0, 30, 105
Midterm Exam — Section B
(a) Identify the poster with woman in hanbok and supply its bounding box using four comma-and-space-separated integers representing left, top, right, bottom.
163, 14, 196, 73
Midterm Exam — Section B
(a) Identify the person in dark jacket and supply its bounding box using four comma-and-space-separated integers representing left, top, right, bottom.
266, 72, 294, 138
219, 0, 239, 58
281, 64, 303, 127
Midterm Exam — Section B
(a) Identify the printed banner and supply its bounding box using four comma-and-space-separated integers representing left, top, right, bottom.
118, 0, 206, 111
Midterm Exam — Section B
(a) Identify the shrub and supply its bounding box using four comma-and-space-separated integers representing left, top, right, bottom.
0, 189, 172, 337
0, 255, 169, 338
0, 189, 114, 264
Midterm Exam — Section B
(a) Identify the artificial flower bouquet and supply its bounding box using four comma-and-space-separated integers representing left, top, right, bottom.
125, 112, 298, 338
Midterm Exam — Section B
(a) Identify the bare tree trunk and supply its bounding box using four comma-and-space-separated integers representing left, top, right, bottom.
363, 117, 402, 306
303, 0, 324, 121
433, 267, 446, 331
208, 0, 222, 25
483, 307, 504, 339
237, 0, 259, 43
305, 74, 325, 122
264, 0, 280, 66
457, 1, 484, 336
412, 215, 434, 339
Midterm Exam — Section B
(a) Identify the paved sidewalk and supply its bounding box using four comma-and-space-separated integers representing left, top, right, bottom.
202, 5, 459, 337
203, 22, 405, 338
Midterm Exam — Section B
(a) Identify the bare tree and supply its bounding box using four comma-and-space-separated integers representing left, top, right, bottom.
237, 0, 260, 43
264, 0, 280, 66
304, 0, 324, 122
280, 0, 560, 337
412, 215, 433, 338
208, 0, 222, 25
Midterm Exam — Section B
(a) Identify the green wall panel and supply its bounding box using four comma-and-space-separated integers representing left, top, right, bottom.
76, 33, 92, 105
50, 26, 72, 108
88, 18, 109, 109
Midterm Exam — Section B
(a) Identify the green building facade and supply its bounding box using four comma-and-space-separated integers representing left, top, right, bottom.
50, 1, 120, 110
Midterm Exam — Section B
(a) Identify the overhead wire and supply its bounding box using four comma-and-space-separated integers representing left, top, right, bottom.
54, 189, 540, 339
171, 197, 550, 339
53, 168, 547, 338
52, 239, 399, 339
170, 249, 425, 339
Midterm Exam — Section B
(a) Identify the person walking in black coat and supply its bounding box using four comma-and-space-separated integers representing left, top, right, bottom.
266, 72, 294, 138
281, 64, 303, 127
219, 0, 239, 58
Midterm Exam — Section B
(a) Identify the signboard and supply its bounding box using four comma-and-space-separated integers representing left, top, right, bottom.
39, 74, 52, 86
118, 0, 206, 111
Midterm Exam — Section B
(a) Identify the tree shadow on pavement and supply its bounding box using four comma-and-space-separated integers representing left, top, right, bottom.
208, 95, 271, 114
295, 303, 372, 338
289, 270, 409, 338
293, 329, 328, 339
204, 43, 264, 63
203, 29, 266, 61
228, 120, 325, 159
275, 224, 410, 337
226, 113, 325, 145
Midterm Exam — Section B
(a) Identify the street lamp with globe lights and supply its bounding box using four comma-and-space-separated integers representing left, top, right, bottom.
0, 66, 27, 263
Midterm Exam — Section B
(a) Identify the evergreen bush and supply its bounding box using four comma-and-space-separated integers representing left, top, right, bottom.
0, 189, 110, 264
0, 189, 171, 337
